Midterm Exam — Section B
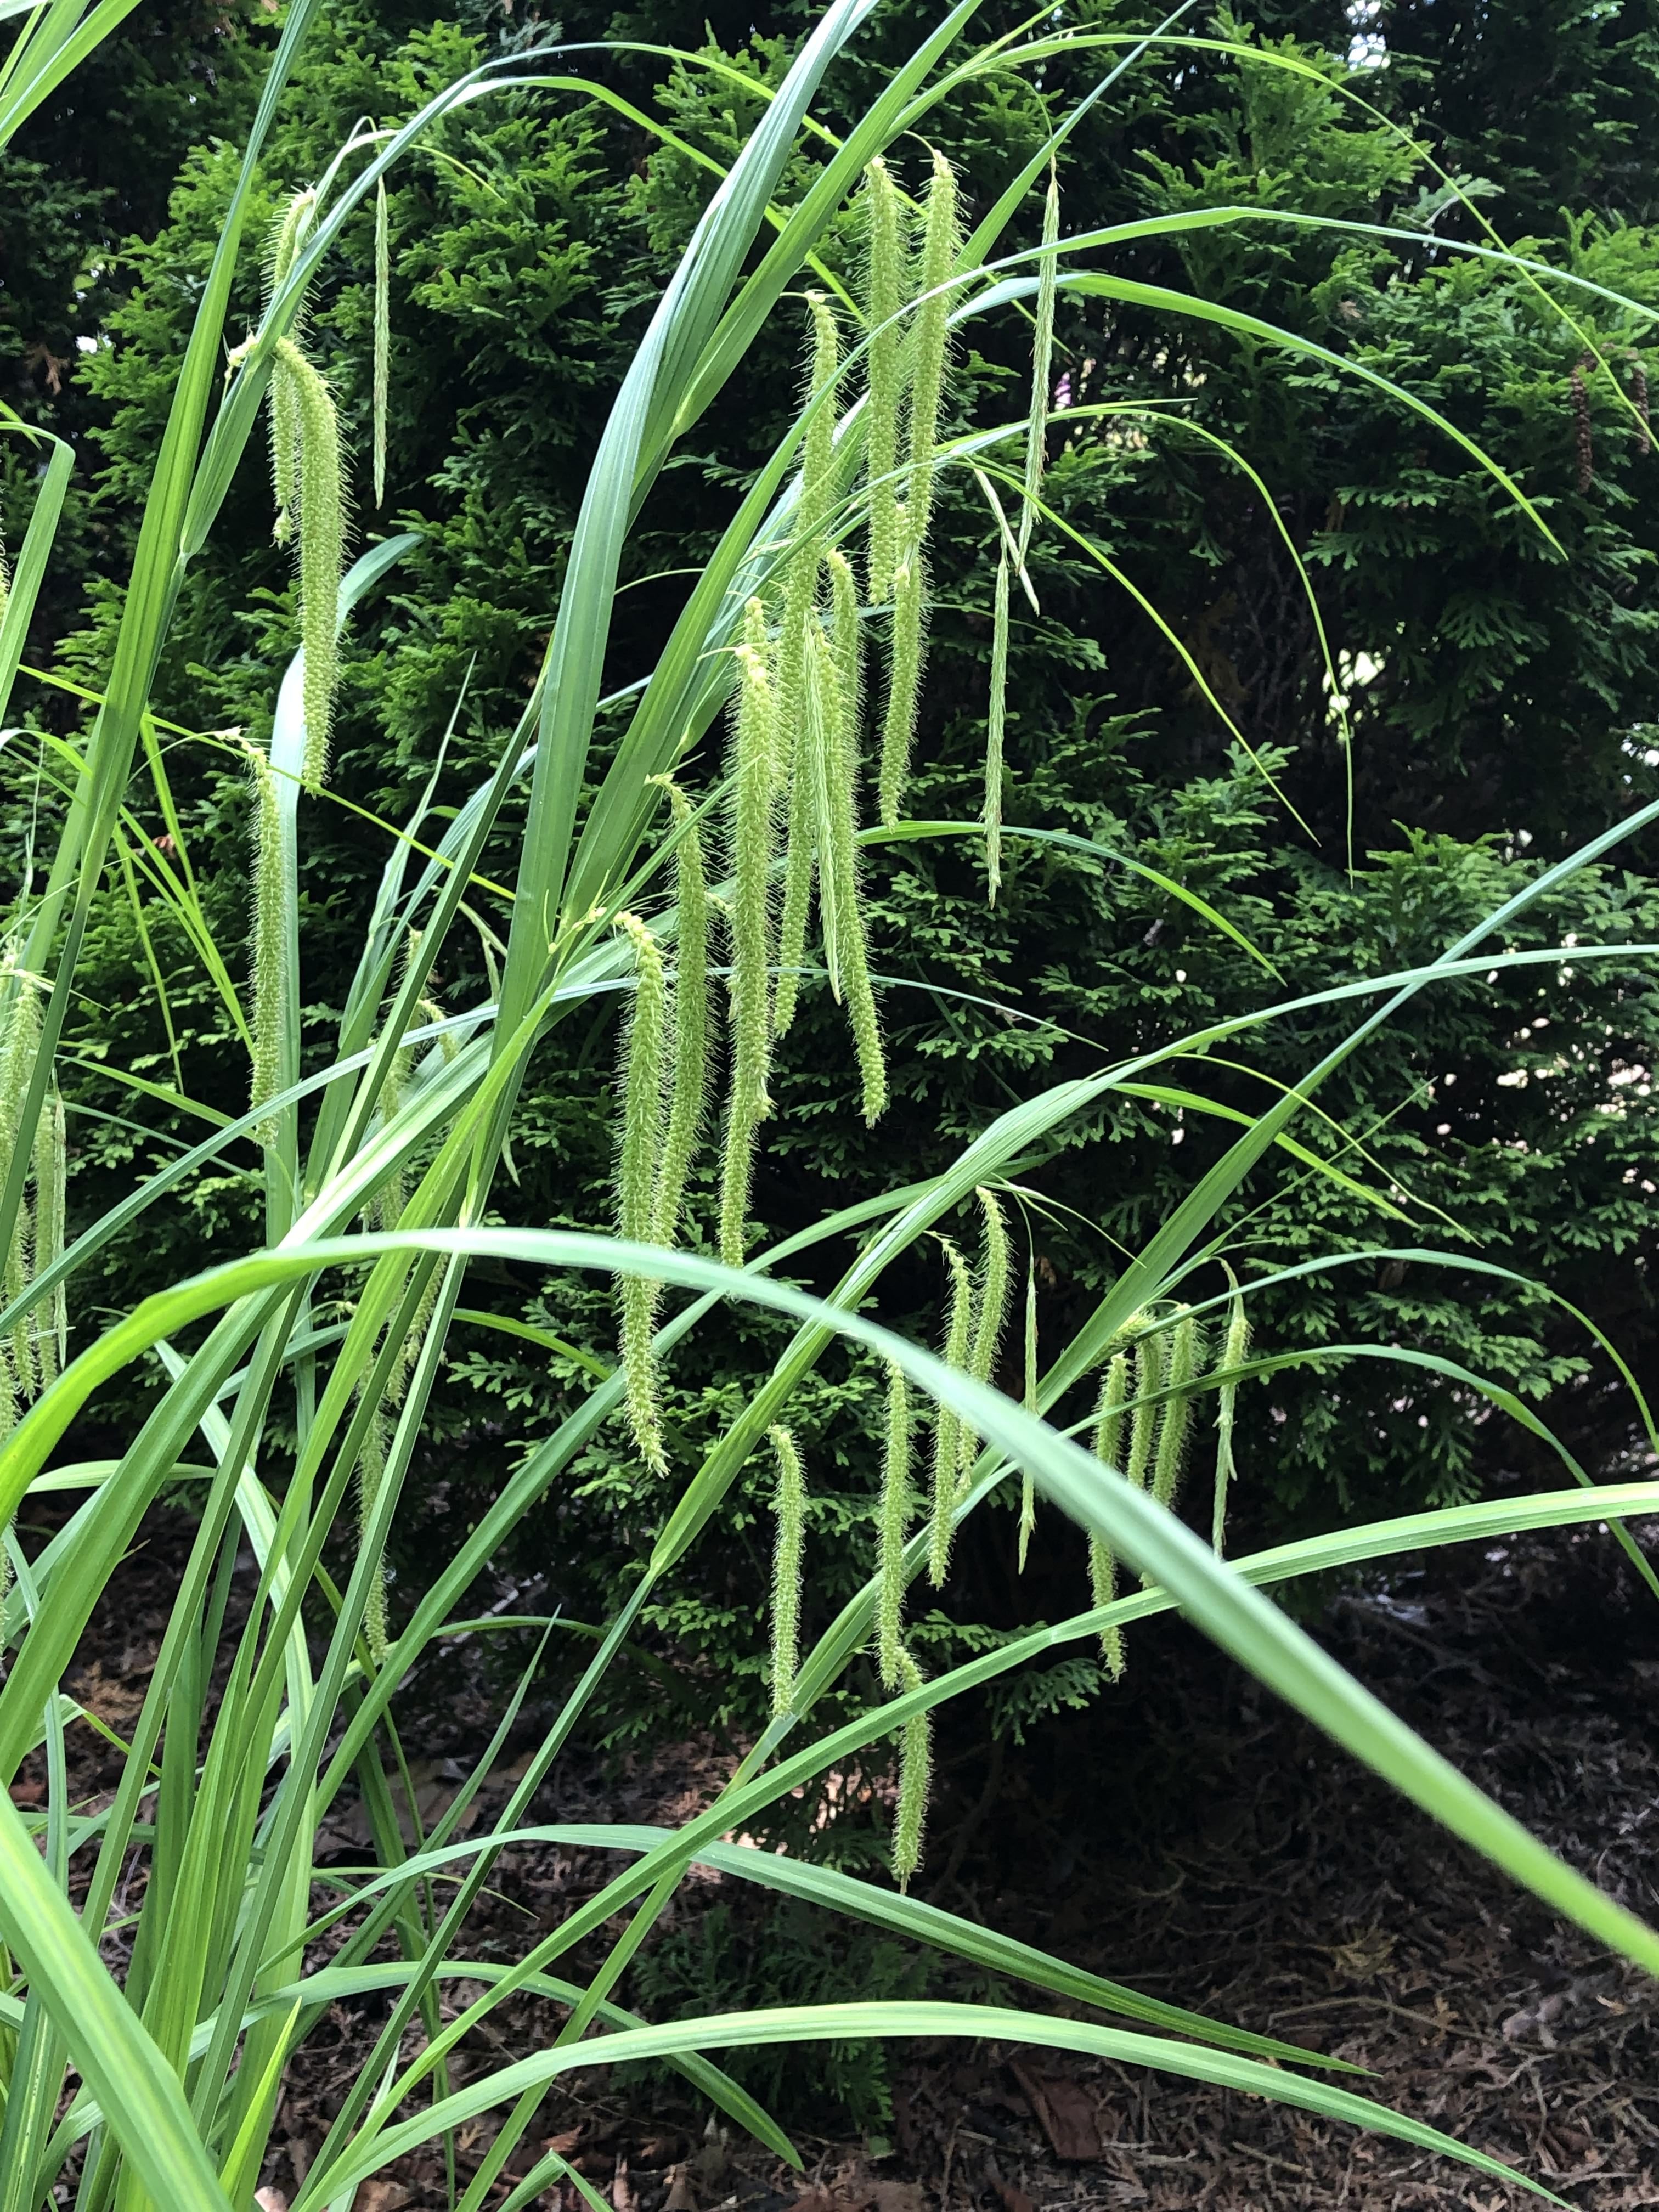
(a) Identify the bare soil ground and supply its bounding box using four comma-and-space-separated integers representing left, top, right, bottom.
21, 1504, 1659, 2211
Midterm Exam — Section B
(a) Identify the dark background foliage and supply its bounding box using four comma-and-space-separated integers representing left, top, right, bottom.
4, 0, 1659, 1774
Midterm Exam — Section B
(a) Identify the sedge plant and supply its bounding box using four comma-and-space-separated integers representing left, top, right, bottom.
2, 7, 1659, 2210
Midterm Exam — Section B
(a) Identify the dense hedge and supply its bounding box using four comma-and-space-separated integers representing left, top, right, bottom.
5, 0, 1659, 1753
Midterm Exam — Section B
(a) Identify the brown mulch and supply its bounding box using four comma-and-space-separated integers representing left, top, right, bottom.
19, 1499, 1659, 2210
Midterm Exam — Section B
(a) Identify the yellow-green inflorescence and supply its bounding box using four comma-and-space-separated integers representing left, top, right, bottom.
247, 741, 288, 1148
616, 912, 669, 1476
876, 1357, 912, 1692
1212, 1284, 1252, 1554
892, 1646, 932, 1891
271, 336, 345, 790
878, 150, 960, 830
373, 176, 391, 511
1089, 1350, 1130, 1679
862, 156, 907, 610
0, 958, 66, 1418
928, 1234, 974, 1588
769, 1423, 806, 1716
719, 601, 779, 1267
650, 778, 712, 1250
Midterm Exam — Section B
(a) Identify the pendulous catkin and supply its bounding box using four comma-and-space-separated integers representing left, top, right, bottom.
373, 177, 391, 510
1570, 364, 1594, 494
1212, 1288, 1252, 1555
769, 1424, 806, 1716
30, 1085, 65, 1388
650, 780, 712, 1249
774, 292, 842, 809
928, 1235, 974, 1588
1018, 162, 1060, 566
893, 1646, 932, 1890
821, 556, 887, 1122
358, 1395, 391, 1664
1124, 1322, 1163, 1496
961, 1184, 1011, 1475
719, 604, 779, 1267
266, 188, 317, 545
272, 336, 345, 789
877, 151, 958, 828
616, 912, 669, 1476
984, 545, 1010, 903
247, 743, 287, 1148
1090, 1351, 1130, 1680
1017, 1261, 1037, 1573
877, 1359, 911, 1692
862, 158, 907, 609
0, 965, 42, 1400
1150, 1309, 1201, 1517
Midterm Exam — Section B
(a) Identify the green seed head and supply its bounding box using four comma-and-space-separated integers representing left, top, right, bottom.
1212, 1290, 1252, 1554
357, 1392, 390, 1666
1150, 1310, 1201, 1516
877, 522, 926, 829
616, 912, 669, 1475
769, 1423, 806, 1716
906, 149, 962, 551
266, 189, 317, 541
719, 610, 780, 1267
862, 157, 908, 608
650, 779, 712, 1251
928, 1235, 974, 1588
984, 546, 1011, 902
1125, 1323, 1164, 1494
272, 336, 346, 789
31, 1085, 66, 1387
877, 1358, 912, 1691
1089, 1351, 1131, 1677
893, 1647, 932, 1891
0, 961, 41, 1400
1018, 161, 1060, 565
247, 743, 287, 1149
373, 177, 391, 511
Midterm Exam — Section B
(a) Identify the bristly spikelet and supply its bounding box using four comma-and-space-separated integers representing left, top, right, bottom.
1017, 1262, 1038, 1572
984, 545, 1010, 902
357, 1393, 390, 1665
963, 1185, 1011, 1461
893, 1646, 932, 1891
373, 177, 391, 510
771, 686, 818, 1043
1018, 161, 1060, 566
819, 563, 887, 1121
1090, 1351, 1130, 1679
272, 336, 345, 789
862, 158, 907, 608
1124, 1321, 1164, 1511
247, 743, 287, 1148
928, 1235, 973, 1588
31, 1085, 66, 1387
877, 1358, 911, 1692
877, 525, 924, 830
0, 966, 41, 1397
775, 292, 842, 796
907, 150, 961, 554
650, 780, 711, 1249
616, 912, 669, 1475
1212, 1288, 1252, 1555
1150, 1309, 1201, 1516
266, 188, 317, 544
720, 606, 779, 1267
769, 1424, 806, 1717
